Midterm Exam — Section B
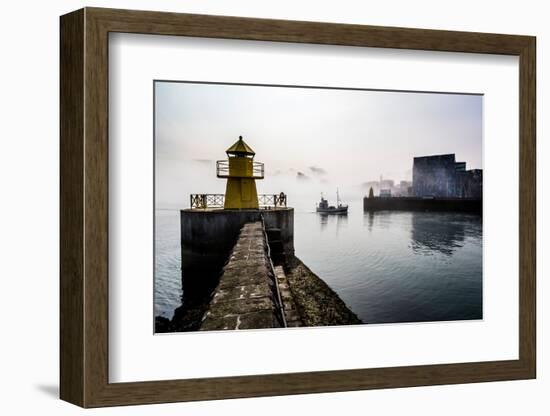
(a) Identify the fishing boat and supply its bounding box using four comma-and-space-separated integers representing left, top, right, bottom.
316, 189, 348, 214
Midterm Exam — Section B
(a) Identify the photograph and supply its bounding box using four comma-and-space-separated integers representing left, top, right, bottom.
153, 81, 483, 333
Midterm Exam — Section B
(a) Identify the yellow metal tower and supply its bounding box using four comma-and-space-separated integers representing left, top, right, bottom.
217, 136, 264, 209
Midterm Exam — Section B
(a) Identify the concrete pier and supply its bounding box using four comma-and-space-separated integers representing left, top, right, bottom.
200, 222, 284, 330
181, 208, 294, 254
180, 207, 294, 295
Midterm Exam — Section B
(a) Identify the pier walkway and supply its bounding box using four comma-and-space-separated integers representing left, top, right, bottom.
200, 222, 289, 331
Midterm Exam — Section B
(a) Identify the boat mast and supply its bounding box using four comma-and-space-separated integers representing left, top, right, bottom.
336, 188, 340, 206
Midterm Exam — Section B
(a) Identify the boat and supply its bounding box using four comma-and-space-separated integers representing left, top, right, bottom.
316, 189, 348, 214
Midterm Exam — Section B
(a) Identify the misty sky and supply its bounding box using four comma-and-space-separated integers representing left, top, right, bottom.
155, 82, 482, 209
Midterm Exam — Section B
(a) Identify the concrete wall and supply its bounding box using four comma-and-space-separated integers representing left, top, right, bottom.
262, 208, 294, 255
180, 208, 294, 294
180, 208, 293, 252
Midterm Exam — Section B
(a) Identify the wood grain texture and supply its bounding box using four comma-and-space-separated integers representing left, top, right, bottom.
59, 7, 537, 408
83, 10, 110, 406
518, 38, 536, 376
59, 8, 84, 407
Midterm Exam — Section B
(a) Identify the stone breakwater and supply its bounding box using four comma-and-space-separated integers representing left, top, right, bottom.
284, 256, 362, 327
198, 221, 361, 331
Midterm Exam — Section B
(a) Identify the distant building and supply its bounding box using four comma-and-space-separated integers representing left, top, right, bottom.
413, 154, 482, 199
456, 168, 483, 199
413, 154, 457, 197
364, 178, 414, 197
380, 179, 394, 190
399, 180, 413, 197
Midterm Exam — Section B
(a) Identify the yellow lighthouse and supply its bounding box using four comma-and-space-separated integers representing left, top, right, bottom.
217, 136, 264, 209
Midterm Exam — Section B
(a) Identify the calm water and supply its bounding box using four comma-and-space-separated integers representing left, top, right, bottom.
155, 200, 482, 323
155, 210, 183, 319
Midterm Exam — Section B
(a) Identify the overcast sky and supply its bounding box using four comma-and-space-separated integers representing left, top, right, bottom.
155, 81, 482, 209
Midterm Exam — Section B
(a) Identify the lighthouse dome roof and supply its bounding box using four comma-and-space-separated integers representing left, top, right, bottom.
226, 136, 255, 156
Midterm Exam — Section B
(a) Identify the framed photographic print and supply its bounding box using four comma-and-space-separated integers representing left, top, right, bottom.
60, 7, 536, 408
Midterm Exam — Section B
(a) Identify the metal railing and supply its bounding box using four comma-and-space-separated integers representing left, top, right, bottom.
258, 193, 287, 208
216, 160, 264, 179
189, 194, 225, 209
189, 193, 287, 209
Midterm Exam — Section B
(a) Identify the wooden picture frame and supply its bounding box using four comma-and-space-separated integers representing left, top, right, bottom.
60, 7, 536, 408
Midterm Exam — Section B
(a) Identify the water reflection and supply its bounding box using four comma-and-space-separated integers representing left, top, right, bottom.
362, 210, 481, 257
318, 212, 348, 234
410, 212, 480, 256
362, 210, 396, 231
364, 211, 374, 231
299, 207, 483, 323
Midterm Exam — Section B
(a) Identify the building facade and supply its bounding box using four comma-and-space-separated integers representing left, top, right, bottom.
456, 168, 483, 199
413, 154, 482, 199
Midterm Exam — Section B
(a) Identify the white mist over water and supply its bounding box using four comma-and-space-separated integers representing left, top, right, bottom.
156, 157, 364, 211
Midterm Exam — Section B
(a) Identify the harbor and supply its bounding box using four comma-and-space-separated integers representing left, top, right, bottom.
155, 137, 361, 332
155, 137, 482, 332
152, 82, 485, 333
